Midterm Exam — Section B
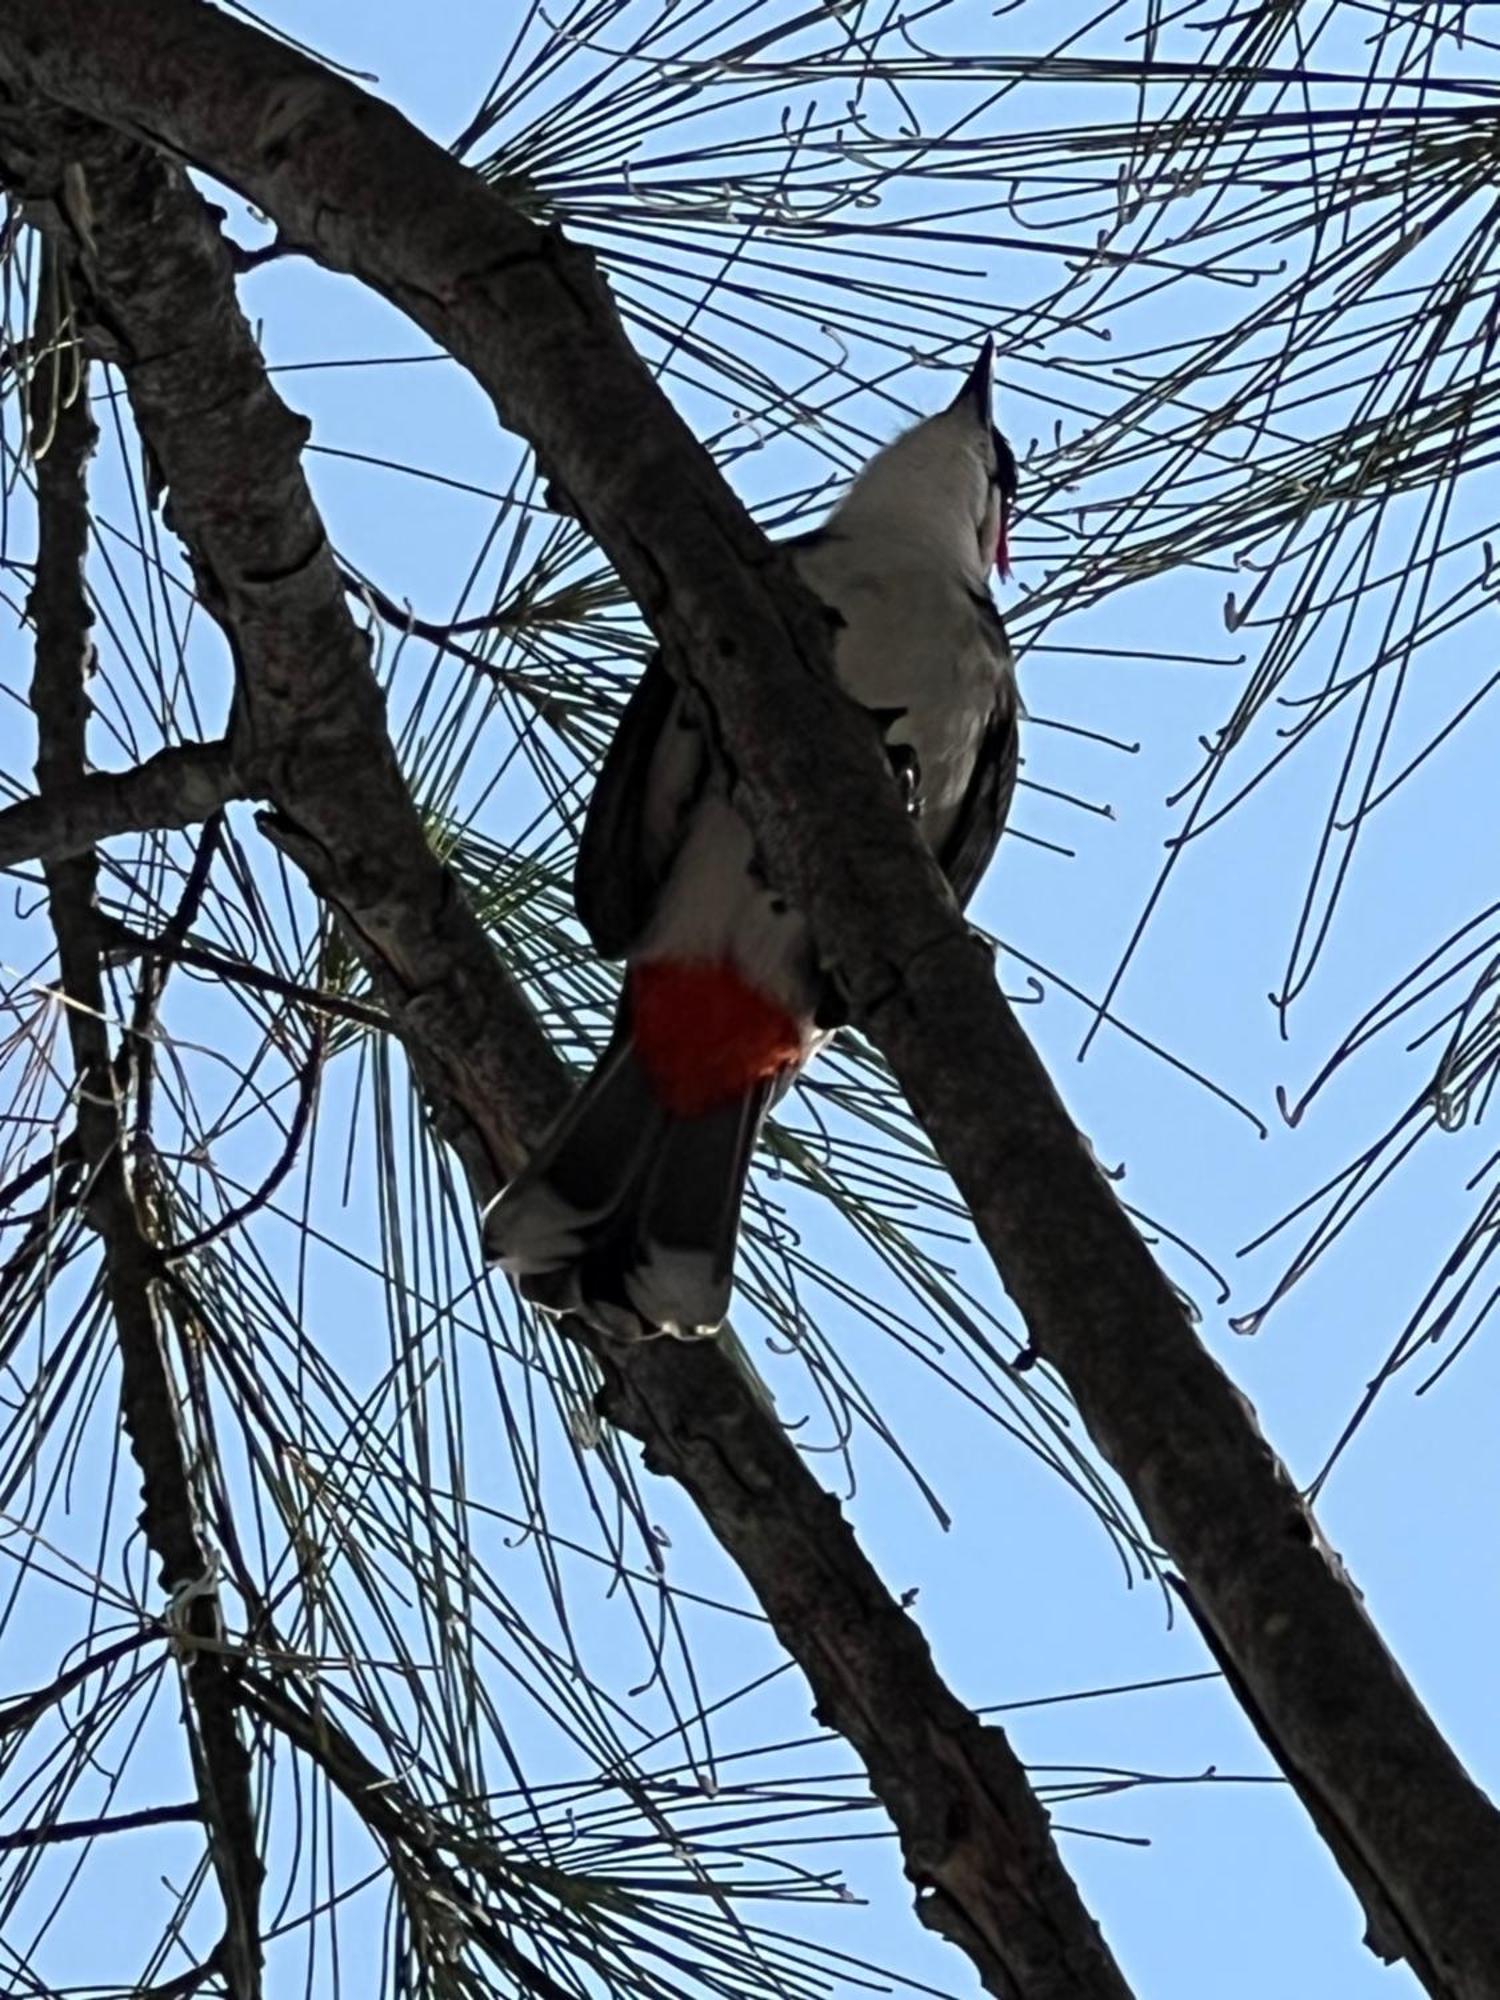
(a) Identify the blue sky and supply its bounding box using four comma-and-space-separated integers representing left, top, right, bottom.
2, 2, 1497, 1995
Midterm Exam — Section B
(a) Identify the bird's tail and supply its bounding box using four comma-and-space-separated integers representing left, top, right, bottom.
483, 1030, 772, 1338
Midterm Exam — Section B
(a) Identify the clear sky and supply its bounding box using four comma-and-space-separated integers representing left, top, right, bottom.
3, 3, 1496, 1997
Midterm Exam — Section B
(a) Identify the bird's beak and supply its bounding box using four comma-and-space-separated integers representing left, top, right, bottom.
950, 334, 994, 421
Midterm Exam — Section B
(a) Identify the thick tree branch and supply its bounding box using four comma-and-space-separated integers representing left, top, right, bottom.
0, 738, 241, 870
0, 88, 1131, 2000
9, 6, 1500, 1994
26, 250, 262, 2000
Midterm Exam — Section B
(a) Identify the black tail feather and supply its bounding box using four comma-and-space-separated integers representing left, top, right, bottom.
620, 1079, 772, 1332
484, 1040, 772, 1336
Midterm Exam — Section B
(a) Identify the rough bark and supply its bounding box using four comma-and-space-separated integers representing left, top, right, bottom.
0, 738, 240, 869
27, 253, 262, 1999
6, 6, 1500, 1995
0, 98, 1132, 2000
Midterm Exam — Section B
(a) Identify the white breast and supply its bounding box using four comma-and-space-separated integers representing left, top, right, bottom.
796, 539, 1006, 849
631, 537, 1007, 1015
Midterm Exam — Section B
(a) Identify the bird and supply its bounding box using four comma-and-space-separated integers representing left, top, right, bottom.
485, 337, 1020, 1341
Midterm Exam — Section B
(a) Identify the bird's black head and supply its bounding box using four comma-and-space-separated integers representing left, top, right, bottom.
831, 333, 1018, 582
989, 423, 1018, 580
951, 333, 996, 424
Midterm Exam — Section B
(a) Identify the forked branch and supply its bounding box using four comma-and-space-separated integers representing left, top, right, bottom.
6, 5, 1500, 1993
0, 85, 1131, 2000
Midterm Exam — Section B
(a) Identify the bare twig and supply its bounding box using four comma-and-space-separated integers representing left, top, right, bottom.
0, 1628, 158, 1737
0, 1802, 202, 1850
96, 916, 391, 1031
163, 1020, 323, 1260
340, 565, 589, 731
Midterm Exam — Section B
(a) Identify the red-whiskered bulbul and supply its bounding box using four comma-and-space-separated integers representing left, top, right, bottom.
486, 338, 1019, 1338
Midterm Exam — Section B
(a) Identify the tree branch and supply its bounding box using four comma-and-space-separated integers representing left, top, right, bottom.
0, 77, 1132, 2000
0, 739, 241, 871
0, 1629, 158, 1738
238, 1669, 636, 2000
0, 1802, 202, 1851
26, 243, 262, 2000
97, 914, 391, 1031
9, 6, 1500, 1994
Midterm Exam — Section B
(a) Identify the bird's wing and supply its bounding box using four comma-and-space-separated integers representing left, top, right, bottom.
811, 692, 1015, 1033
576, 533, 836, 961
936, 604, 1019, 911
574, 653, 708, 959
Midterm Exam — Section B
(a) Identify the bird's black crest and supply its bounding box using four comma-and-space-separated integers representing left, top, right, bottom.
992, 426, 1019, 508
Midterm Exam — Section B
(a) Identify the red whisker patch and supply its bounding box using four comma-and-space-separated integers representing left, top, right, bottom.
996, 508, 1013, 582
630, 959, 804, 1117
